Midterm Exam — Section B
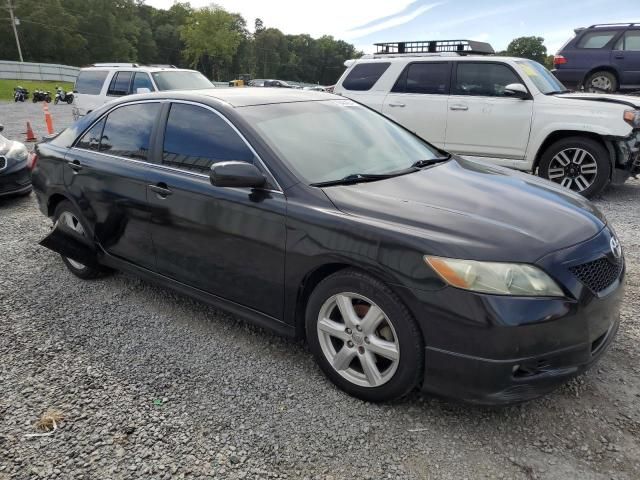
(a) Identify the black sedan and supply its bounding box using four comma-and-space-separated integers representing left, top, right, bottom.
31, 89, 624, 405
0, 125, 32, 197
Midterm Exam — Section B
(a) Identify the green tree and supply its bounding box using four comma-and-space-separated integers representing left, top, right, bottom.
505, 36, 548, 64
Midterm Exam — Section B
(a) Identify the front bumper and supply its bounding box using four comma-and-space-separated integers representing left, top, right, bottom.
611, 129, 640, 183
402, 227, 625, 405
0, 161, 32, 197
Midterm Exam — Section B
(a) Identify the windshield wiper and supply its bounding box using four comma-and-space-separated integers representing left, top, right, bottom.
411, 154, 451, 168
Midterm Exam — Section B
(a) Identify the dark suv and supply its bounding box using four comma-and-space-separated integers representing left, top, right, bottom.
553, 23, 640, 93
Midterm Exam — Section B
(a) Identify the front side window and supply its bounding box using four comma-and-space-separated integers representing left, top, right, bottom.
342, 63, 390, 91
76, 119, 105, 151
162, 103, 254, 174
616, 30, 640, 51
99, 103, 161, 160
241, 99, 442, 185
151, 71, 213, 91
453, 63, 521, 97
132, 72, 155, 93
107, 71, 133, 96
393, 62, 450, 94
75, 70, 108, 95
577, 31, 617, 49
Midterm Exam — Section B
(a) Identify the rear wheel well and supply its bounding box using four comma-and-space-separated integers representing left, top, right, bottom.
533, 131, 611, 173
582, 66, 619, 87
47, 193, 69, 217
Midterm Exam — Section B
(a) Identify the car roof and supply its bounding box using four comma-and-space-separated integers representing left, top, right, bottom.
80, 66, 198, 73
349, 55, 527, 65
130, 88, 335, 108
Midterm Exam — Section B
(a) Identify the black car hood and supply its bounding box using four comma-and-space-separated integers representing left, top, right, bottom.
322, 158, 605, 263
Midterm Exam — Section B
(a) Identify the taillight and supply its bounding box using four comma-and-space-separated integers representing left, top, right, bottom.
553, 55, 567, 66
27, 151, 38, 170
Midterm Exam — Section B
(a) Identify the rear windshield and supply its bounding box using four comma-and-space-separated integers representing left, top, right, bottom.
342, 63, 390, 91
577, 31, 617, 48
151, 71, 214, 91
75, 70, 109, 95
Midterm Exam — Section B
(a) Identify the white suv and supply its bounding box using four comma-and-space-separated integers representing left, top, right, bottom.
334, 40, 640, 197
72, 63, 214, 120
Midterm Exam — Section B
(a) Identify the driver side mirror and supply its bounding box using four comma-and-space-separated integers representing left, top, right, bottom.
504, 83, 529, 99
210, 161, 266, 189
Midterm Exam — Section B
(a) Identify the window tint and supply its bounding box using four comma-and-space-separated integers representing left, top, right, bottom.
132, 72, 154, 93
393, 63, 450, 94
342, 63, 390, 91
162, 103, 253, 174
76, 119, 105, 151
107, 71, 133, 96
75, 70, 108, 95
151, 71, 213, 90
453, 63, 521, 97
618, 30, 640, 51
99, 103, 160, 160
577, 31, 617, 49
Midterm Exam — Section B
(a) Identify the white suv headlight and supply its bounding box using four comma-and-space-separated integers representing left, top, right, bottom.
424, 256, 564, 297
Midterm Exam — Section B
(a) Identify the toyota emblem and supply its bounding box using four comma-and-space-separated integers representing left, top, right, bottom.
610, 236, 622, 259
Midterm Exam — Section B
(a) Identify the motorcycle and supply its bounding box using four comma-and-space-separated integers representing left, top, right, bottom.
32, 89, 52, 103
13, 86, 29, 102
54, 86, 74, 105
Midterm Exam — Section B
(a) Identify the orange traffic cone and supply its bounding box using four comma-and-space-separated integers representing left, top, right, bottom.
25, 121, 37, 142
43, 103, 54, 135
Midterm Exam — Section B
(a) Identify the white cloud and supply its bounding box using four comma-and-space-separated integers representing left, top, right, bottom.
146, 0, 420, 39
342, 3, 443, 40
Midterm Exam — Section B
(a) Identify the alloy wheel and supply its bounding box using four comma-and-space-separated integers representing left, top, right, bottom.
317, 293, 400, 388
547, 147, 598, 193
588, 75, 613, 93
58, 211, 86, 270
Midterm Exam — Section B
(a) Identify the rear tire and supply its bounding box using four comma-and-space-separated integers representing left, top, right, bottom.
305, 269, 424, 402
538, 136, 610, 198
53, 201, 110, 280
584, 71, 618, 93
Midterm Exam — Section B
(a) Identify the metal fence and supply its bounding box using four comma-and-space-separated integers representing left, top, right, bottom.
0, 61, 79, 82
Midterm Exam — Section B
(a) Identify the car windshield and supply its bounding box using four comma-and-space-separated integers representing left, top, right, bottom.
241, 99, 443, 184
515, 60, 568, 94
151, 71, 214, 91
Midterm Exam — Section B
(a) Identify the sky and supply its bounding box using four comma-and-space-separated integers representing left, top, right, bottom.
147, 0, 640, 55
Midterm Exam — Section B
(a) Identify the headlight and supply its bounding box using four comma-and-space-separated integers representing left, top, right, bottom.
623, 109, 640, 128
424, 256, 564, 297
7, 142, 29, 163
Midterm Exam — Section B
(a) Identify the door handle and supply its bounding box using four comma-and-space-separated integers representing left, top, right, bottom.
449, 105, 469, 111
148, 184, 173, 197
68, 159, 82, 171
615, 53, 624, 59
388, 102, 405, 108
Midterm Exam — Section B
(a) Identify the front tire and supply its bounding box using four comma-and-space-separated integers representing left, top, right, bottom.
53, 201, 110, 280
305, 269, 424, 402
584, 71, 618, 93
538, 136, 611, 198
54, 97, 59, 105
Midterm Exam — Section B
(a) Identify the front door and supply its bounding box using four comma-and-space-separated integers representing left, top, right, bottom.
64, 102, 162, 270
146, 102, 287, 319
444, 62, 534, 164
612, 29, 640, 87
382, 61, 451, 148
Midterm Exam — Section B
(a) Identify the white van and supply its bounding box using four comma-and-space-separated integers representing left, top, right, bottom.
72, 63, 215, 119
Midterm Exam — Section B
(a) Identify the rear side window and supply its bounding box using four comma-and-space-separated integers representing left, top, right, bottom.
392, 62, 450, 94
107, 71, 134, 96
132, 72, 154, 93
577, 31, 617, 49
76, 119, 105, 151
162, 103, 254, 174
453, 63, 521, 97
616, 30, 640, 51
75, 70, 108, 95
99, 103, 161, 160
342, 63, 390, 91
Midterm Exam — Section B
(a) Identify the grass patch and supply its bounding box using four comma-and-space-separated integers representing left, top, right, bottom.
0, 79, 74, 102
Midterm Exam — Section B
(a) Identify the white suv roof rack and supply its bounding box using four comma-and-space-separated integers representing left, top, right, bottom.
91, 63, 140, 68
373, 39, 495, 56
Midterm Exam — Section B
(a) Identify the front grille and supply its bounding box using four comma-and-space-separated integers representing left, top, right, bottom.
569, 257, 623, 294
0, 156, 6, 171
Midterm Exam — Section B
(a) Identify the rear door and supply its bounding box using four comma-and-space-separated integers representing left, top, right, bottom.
337, 62, 392, 111
145, 102, 287, 319
382, 61, 450, 148
612, 29, 640, 87
64, 101, 161, 270
444, 62, 533, 163
73, 69, 110, 115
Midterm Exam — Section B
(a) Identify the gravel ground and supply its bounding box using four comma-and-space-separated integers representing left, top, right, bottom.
1, 101, 639, 480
